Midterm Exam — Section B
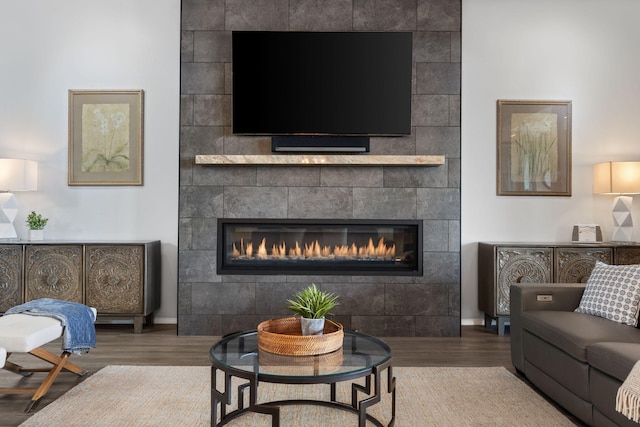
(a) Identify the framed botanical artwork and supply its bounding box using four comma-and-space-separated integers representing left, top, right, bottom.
497, 100, 572, 196
68, 90, 144, 186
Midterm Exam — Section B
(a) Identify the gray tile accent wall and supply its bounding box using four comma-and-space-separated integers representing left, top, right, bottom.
179, 0, 462, 337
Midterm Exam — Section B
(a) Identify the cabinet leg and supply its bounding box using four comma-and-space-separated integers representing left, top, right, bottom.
133, 317, 143, 334
484, 313, 494, 333
497, 317, 508, 336
484, 313, 510, 336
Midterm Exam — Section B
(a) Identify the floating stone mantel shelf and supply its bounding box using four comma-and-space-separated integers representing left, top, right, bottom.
195, 154, 445, 166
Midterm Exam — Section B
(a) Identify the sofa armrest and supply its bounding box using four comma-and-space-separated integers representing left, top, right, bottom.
511, 282, 586, 313
510, 283, 586, 373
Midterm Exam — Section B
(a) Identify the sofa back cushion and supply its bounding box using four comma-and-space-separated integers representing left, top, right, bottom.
575, 262, 640, 326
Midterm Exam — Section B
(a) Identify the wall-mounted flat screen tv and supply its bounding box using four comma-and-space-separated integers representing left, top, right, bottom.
232, 31, 413, 136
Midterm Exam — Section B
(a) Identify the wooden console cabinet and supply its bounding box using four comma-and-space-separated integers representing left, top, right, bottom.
0, 241, 161, 333
478, 242, 640, 335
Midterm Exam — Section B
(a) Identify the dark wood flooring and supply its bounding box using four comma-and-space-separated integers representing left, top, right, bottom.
0, 324, 568, 427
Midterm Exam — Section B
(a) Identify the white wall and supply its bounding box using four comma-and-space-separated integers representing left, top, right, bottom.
0, 0, 180, 322
462, 0, 640, 323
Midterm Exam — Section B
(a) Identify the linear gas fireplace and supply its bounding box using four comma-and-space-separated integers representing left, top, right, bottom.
217, 219, 422, 276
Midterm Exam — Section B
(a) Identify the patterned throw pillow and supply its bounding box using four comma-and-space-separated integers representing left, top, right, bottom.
575, 262, 640, 326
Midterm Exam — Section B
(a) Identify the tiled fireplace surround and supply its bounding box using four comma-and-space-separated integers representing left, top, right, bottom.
179, 0, 461, 336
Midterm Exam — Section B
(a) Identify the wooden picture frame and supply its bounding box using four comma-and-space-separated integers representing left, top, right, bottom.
68, 90, 144, 186
497, 100, 571, 196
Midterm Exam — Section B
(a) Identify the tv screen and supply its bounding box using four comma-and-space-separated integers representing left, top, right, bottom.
232, 31, 413, 136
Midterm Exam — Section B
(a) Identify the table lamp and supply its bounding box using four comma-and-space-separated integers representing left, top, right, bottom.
0, 159, 38, 240
594, 161, 640, 242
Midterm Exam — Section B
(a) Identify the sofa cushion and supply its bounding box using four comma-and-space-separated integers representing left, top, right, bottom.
521, 310, 640, 362
588, 344, 640, 427
575, 262, 640, 326
524, 358, 593, 424
524, 330, 592, 402
590, 367, 640, 427
588, 342, 640, 382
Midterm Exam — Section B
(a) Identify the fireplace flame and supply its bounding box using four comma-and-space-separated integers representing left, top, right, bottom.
232, 237, 396, 261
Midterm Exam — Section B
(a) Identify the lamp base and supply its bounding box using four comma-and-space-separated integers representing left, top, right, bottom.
0, 192, 18, 240
611, 195, 634, 242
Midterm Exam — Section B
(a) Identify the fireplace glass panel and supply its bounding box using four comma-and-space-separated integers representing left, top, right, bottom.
218, 219, 422, 275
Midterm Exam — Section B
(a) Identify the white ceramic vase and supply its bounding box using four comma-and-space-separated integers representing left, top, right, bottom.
28, 229, 44, 241
300, 317, 325, 336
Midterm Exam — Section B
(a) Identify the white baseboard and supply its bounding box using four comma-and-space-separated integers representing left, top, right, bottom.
149, 318, 486, 327
154, 317, 177, 324
461, 318, 485, 326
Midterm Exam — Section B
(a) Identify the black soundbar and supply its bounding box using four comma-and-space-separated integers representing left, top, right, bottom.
272, 136, 370, 153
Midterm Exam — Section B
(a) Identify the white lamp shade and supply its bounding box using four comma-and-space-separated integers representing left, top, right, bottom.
0, 159, 38, 191
594, 161, 640, 195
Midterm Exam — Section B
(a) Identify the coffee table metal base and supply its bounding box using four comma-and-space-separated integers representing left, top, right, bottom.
211, 358, 395, 427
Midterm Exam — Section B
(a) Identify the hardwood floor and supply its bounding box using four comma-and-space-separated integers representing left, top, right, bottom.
1, 324, 516, 426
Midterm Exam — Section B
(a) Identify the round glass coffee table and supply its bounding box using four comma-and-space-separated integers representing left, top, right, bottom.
210, 329, 395, 427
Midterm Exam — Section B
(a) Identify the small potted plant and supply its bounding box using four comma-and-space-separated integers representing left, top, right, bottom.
25, 211, 48, 241
286, 284, 339, 336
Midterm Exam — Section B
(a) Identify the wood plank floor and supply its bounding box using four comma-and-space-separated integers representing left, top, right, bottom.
0, 324, 554, 426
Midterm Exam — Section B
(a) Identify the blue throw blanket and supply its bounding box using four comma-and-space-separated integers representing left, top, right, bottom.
5, 298, 96, 355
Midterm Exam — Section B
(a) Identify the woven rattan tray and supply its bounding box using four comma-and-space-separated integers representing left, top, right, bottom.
257, 317, 344, 356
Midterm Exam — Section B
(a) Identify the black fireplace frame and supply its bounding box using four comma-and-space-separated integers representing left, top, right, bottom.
217, 219, 423, 276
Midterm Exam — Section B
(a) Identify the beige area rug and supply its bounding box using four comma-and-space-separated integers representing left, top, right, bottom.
19, 365, 575, 427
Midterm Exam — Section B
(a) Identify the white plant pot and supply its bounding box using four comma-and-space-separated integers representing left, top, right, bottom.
300, 317, 325, 336
28, 230, 44, 241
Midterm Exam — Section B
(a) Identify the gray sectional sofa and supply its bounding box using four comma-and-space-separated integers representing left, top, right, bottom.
510, 282, 640, 426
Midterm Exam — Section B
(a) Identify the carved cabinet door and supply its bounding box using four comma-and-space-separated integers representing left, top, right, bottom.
25, 245, 83, 303
555, 247, 612, 283
85, 245, 144, 314
496, 247, 553, 315
0, 245, 23, 311
615, 247, 640, 265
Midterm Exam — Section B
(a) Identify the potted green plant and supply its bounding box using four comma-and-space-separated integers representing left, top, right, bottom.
25, 211, 48, 241
286, 284, 339, 336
